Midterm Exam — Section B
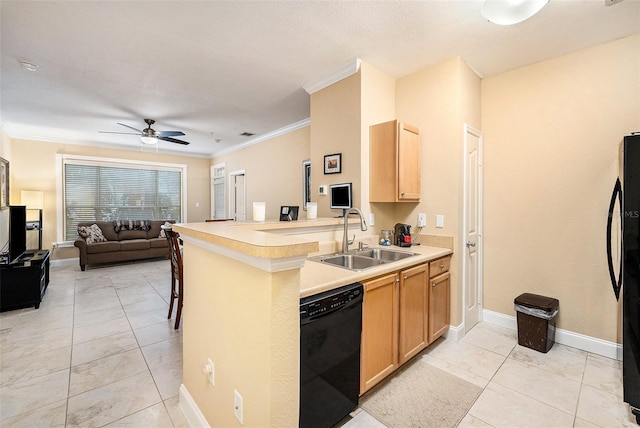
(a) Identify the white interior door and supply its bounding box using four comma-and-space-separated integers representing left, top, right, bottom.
229, 171, 246, 221
464, 125, 483, 333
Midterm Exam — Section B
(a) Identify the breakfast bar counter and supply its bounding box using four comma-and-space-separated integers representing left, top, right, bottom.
171, 219, 452, 428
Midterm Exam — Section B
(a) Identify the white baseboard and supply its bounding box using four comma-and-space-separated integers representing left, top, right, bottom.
445, 323, 465, 342
179, 384, 210, 428
483, 309, 622, 360
483, 309, 517, 330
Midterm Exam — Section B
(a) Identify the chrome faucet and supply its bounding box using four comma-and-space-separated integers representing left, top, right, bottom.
343, 208, 368, 254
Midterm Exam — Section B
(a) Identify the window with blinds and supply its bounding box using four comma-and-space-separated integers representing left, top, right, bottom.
64, 161, 182, 241
212, 163, 225, 219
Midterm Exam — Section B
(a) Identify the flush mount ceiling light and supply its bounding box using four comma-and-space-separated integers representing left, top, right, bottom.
18, 60, 39, 72
140, 136, 158, 145
481, 0, 549, 25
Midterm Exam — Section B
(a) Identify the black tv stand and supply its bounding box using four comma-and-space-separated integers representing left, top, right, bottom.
0, 250, 50, 312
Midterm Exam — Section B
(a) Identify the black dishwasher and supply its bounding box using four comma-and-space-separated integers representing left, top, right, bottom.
300, 282, 363, 428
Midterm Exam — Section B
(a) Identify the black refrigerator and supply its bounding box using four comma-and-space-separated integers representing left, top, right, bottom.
618, 133, 640, 423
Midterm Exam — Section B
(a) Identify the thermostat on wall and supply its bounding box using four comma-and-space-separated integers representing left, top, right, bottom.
318, 185, 328, 195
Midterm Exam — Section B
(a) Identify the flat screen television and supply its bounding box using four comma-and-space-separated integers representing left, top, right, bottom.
330, 183, 352, 210
9, 205, 26, 262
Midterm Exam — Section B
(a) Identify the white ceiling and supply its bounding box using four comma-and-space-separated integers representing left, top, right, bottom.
1, 0, 639, 158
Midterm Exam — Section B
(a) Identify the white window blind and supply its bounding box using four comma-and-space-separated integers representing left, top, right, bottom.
212, 164, 225, 219
64, 162, 182, 240
213, 178, 225, 219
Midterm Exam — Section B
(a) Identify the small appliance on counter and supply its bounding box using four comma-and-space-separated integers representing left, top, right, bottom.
394, 223, 412, 247
379, 229, 392, 246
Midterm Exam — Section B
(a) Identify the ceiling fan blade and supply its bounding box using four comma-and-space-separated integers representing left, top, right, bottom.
117, 122, 143, 133
99, 131, 141, 135
159, 136, 190, 145
157, 131, 185, 137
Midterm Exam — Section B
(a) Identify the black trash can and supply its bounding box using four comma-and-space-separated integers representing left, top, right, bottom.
514, 293, 559, 353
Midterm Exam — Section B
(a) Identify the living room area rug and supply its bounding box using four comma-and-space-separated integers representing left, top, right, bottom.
360, 358, 482, 428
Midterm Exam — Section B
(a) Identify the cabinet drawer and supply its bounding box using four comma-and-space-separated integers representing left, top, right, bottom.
429, 256, 450, 278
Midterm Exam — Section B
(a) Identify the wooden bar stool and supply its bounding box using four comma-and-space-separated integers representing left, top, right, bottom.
164, 228, 183, 329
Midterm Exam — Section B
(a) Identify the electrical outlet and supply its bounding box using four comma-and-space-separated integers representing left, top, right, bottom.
436, 214, 445, 228
201, 359, 215, 386
207, 359, 214, 385
369, 213, 375, 226
234, 389, 244, 424
417, 213, 426, 227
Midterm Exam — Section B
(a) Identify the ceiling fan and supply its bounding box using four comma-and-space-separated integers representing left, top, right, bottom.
100, 119, 190, 145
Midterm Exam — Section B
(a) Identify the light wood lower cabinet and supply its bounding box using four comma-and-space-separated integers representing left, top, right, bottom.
399, 263, 428, 364
360, 273, 399, 394
360, 257, 452, 395
428, 271, 450, 343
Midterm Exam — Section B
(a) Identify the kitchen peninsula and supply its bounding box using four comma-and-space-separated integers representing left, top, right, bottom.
173, 219, 452, 427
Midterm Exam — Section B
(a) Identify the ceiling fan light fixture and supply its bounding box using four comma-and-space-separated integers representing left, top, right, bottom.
18, 60, 39, 72
481, 0, 549, 25
140, 136, 158, 145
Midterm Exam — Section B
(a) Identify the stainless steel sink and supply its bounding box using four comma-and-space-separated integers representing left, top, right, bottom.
317, 254, 386, 270
308, 247, 418, 271
353, 248, 418, 262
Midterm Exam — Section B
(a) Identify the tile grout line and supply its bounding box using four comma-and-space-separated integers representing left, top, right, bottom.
64, 271, 79, 427
455, 337, 515, 427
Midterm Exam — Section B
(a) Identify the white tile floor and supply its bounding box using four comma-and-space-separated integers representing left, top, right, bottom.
0, 258, 635, 427
0, 259, 187, 427
346, 324, 635, 428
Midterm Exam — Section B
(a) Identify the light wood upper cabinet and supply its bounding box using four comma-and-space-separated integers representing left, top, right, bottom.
428, 256, 451, 344
360, 272, 399, 394
399, 263, 428, 364
370, 120, 421, 202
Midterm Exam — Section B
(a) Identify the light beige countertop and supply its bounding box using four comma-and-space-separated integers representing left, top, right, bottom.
173, 219, 452, 298
173, 220, 321, 259
300, 245, 452, 298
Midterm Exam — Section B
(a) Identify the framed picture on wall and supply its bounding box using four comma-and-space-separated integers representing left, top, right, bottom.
302, 160, 311, 210
1, 157, 8, 209
324, 153, 342, 174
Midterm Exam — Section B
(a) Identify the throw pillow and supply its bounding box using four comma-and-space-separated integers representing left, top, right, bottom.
113, 220, 151, 232
78, 224, 107, 244
78, 225, 90, 239
159, 221, 173, 238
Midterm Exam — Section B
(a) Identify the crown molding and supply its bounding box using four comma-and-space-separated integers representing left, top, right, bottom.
303, 59, 362, 94
211, 118, 310, 157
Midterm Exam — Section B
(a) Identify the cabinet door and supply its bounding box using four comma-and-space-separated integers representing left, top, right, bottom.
397, 123, 420, 201
360, 273, 399, 394
429, 272, 450, 343
369, 120, 398, 202
399, 263, 428, 364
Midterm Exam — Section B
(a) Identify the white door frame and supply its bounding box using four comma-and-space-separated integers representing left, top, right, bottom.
462, 124, 484, 332
229, 169, 246, 221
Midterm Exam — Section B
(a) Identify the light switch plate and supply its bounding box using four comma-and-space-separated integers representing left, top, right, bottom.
207, 359, 214, 385
369, 213, 375, 226
318, 185, 328, 195
234, 389, 243, 424
436, 214, 444, 228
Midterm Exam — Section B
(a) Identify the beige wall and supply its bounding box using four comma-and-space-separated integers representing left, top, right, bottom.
394, 57, 481, 327
481, 34, 640, 343
211, 126, 310, 221
181, 241, 300, 427
360, 62, 397, 233
8, 138, 211, 259
310, 72, 362, 218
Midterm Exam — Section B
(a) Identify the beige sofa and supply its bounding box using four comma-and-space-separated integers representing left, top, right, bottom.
74, 220, 175, 271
